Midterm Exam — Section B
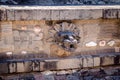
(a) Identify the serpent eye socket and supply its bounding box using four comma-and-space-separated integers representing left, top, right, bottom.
70, 44, 74, 48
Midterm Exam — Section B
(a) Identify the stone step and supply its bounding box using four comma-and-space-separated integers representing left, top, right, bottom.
0, 53, 120, 74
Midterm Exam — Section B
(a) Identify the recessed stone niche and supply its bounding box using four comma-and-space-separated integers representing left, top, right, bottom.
0, 19, 120, 57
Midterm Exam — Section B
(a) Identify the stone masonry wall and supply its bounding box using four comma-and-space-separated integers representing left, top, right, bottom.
0, 19, 120, 57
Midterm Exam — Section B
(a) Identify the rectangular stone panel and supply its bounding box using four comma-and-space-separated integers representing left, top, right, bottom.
83, 56, 94, 67
36, 10, 51, 20
0, 10, 7, 21
7, 9, 15, 20
9, 63, 17, 73
57, 58, 82, 70
59, 10, 76, 20
17, 62, 25, 72
93, 56, 100, 67
100, 55, 115, 66
51, 10, 60, 20
0, 63, 8, 74
14, 10, 37, 20
103, 9, 118, 18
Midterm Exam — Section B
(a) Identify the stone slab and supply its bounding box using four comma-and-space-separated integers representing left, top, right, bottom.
17, 62, 25, 73
101, 55, 115, 66
9, 63, 16, 73
57, 58, 82, 70
1, 8, 120, 20
93, 56, 100, 67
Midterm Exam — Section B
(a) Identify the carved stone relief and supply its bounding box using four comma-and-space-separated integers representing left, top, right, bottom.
48, 22, 80, 57
13, 24, 44, 53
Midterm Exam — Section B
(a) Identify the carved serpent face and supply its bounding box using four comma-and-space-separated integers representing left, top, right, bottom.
48, 22, 80, 51
55, 30, 79, 51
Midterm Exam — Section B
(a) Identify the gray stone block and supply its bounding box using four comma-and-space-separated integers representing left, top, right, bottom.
59, 10, 76, 20
66, 75, 79, 80
6, 9, 15, 20
51, 10, 60, 20
14, 10, 37, 20
36, 10, 51, 20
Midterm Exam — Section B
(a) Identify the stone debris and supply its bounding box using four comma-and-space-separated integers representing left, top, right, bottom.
1, 67, 120, 80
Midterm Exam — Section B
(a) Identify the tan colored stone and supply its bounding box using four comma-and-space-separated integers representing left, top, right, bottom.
9, 63, 16, 73
101, 55, 114, 66
57, 58, 82, 69
93, 56, 100, 67
17, 62, 25, 72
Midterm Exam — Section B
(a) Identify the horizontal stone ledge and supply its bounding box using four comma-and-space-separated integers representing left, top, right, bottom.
1, 6, 120, 20
0, 54, 120, 74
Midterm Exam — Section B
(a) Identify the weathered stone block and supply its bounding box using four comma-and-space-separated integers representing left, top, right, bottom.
93, 56, 100, 67
59, 10, 76, 20
7, 9, 15, 20
83, 56, 94, 67
32, 61, 40, 71
57, 58, 82, 69
0, 63, 8, 74
103, 9, 118, 18
17, 62, 25, 72
0, 10, 7, 20
101, 55, 114, 66
41, 61, 57, 70
24, 61, 33, 72
80, 9, 102, 19
9, 63, 16, 73
14, 10, 36, 20
36, 10, 51, 20
51, 10, 60, 20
